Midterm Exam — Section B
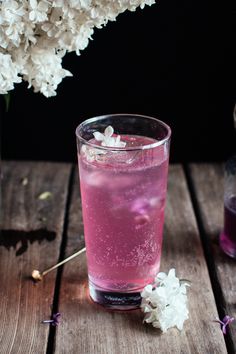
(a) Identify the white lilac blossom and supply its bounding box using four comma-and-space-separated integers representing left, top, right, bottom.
141, 269, 190, 333
0, 52, 22, 93
93, 126, 126, 148
82, 125, 126, 162
0, 0, 156, 97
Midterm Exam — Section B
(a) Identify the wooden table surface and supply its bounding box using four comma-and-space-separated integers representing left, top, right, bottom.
0, 161, 235, 354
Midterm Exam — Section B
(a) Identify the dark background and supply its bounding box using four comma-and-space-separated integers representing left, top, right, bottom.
1, 0, 236, 163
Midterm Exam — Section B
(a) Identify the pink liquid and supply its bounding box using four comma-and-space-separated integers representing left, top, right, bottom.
78, 135, 169, 293
220, 195, 236, 258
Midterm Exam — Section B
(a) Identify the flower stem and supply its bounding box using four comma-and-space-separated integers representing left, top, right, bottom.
32, 247, 86, 281
42, 247, 86, 276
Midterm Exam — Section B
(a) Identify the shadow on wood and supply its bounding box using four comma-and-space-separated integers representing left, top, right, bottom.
0, 229, 56, 256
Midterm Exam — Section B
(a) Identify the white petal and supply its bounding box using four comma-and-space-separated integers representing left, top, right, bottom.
141, 284, 153, 298
152, 321, 161, 329
29, 11, 36, 21
168, 269, 176, 277
155, 272, 167, 282
118, 141, 127, 147
115, 136, 126, 147
93, 131, 105, 141
115, 135, 121, 143
102, 136, 115, 147
29, 0, 37, 8
104, 125, 114, 137
141, 304, 151, 313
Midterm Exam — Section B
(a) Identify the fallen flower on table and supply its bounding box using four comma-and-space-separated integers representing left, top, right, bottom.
42, 313, 61, 327
32, 269, 43, 281
141, 269, 190, 333
38, 191, 52, 200
21, 177, 28, 186
214, 315, 234, 335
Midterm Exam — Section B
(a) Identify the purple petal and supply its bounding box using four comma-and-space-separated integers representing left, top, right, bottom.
52, 322, 59, 327
53, 312, 61, 319
214, 319, 225, 326
214, 315, 235, 335
223, 315, 234, 325
223, 315, 230, 323
52, 312, 61, 325
42, 312, 61, 326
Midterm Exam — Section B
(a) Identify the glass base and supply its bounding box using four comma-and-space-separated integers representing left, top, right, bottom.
219, 232, 236, 259
89, 281, 142, 310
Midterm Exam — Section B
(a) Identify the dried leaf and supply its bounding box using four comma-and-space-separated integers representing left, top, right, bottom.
38, 191, 52, 200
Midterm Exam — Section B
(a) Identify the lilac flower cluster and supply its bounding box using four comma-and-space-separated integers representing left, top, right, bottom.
0, 0, 155, 97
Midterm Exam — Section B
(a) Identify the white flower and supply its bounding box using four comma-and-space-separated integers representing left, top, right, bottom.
23, 47, 72, 97
29, 0, 49, 23
0, 1, 25, 24
81, 125, 126, 162
81, 144, 106, 162
141, 269, 190, 333
93, 126, 126, 148
0, 52, 21, 94
0, 0, 156, 96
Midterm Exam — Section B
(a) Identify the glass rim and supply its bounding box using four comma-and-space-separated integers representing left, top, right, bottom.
75, 113, 171, 152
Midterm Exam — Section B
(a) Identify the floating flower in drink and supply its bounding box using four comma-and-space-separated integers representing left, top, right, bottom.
93, 126, 127, 148
81, 125, 127, 162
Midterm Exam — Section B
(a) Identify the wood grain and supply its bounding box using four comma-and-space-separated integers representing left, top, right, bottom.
190, 163, 236, 351
64, 170, 85, 258
0, 161, 71, 354
55, 165, 227, 354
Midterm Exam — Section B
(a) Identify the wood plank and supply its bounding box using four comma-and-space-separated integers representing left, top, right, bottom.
55, 165, 227, 354
64, 169, 85, 258
0, 161, 72, 353
190, 163, 236, 351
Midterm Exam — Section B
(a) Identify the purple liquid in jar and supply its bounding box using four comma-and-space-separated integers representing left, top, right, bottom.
220, 195, 236, 258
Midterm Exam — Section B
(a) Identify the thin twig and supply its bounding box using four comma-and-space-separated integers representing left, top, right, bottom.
32, 247, 86, 281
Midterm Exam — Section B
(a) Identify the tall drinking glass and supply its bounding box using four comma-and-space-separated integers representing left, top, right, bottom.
76, 114, 171, 309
